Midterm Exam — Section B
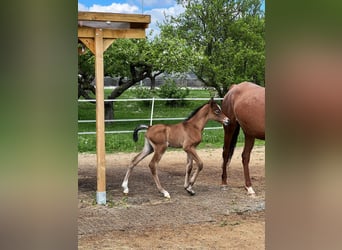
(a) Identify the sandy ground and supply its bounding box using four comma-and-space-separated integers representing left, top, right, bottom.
78, 146, 265, 249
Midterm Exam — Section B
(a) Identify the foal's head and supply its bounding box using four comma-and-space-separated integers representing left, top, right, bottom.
208, 98, 229, 126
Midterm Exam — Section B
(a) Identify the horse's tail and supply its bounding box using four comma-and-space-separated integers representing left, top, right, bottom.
133, 124, 149, 142
228, 123, 240, 159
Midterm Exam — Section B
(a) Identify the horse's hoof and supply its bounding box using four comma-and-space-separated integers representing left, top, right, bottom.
245, 186, 255, 195
186, 187, 196, 196
123, 188, 129, 195
162, 191, 171, 199
221, 185, 229, 191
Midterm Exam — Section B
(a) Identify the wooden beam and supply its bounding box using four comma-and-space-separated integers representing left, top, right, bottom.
78, 11, 151, 24
94, 28, 106, 204
79, 37, 115, 55
103, 39, 115, 52
78, 27, 146, 39
79, 38, 95, 54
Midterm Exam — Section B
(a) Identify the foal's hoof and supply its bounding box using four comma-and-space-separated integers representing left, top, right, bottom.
185, 187, 196, 196
220, 185, 229, 191
162, 191, 171, 199
245, 186, 256, 197
123, 189, 129, 195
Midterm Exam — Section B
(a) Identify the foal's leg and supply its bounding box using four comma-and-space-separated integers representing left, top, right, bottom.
183, 147, 203, 195
148, 144, 170, 198
122, 138, 153, 195
242, 136, 256, 196
184, 154, 193, 189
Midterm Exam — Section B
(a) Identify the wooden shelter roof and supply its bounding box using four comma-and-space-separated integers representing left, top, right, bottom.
78, 11, 150, 39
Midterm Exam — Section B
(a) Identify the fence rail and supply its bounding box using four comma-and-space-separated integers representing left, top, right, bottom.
78, 97, 224, 135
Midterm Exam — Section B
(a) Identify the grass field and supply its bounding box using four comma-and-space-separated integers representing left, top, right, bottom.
78, 88, 264, 152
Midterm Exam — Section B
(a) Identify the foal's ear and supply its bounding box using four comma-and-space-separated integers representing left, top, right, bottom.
209, 97, 215, 107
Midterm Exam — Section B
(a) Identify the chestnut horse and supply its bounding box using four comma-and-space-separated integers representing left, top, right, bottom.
122, 98, 229, 198
221, 82, 265, 195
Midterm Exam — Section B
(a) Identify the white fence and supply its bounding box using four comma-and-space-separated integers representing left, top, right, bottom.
78, 97, 224, 135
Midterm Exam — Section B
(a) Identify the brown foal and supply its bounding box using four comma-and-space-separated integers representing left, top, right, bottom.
122, 98, 229, 198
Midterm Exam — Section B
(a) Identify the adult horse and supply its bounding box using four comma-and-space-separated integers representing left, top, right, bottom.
122, 98, 229, 198
221, 82, 265, 195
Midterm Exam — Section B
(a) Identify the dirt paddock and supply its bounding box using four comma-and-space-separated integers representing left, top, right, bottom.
78, 146, 265, 249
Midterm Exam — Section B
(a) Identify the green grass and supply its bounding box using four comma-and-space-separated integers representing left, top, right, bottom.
78, 88, 264, 152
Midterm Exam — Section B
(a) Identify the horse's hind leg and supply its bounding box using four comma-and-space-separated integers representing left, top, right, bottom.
221, 124, 235, 189
242, 136, 256, 196
148, 144, 170, 198
122, 138, 153, 195
184, 154, 193, 189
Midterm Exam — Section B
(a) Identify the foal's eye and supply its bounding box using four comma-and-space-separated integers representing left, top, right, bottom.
214, 109, 220, 115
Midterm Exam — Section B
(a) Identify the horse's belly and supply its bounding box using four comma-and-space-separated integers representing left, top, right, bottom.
167, 140, 183, 148
240, 118, 265, 139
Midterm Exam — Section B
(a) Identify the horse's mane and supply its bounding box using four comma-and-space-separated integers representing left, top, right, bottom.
184, 102, 208, 121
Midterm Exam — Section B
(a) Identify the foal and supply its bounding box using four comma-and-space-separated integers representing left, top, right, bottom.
122, 98, 229, 198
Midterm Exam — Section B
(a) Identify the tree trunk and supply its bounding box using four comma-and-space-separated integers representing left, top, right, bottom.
150, 76, 156, 90
104, 102, 114, 122
150, 71, 163, 90
105, 78, 137, 121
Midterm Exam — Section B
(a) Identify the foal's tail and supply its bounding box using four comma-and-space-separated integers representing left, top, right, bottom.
133, 124, 149, 142
228, 123, 240, 160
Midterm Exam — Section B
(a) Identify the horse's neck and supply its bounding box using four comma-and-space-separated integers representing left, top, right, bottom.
186, 106, 209, 131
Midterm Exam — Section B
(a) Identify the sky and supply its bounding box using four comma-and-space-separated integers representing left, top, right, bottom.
78, 0, 265, 37
78, 0, 185, 37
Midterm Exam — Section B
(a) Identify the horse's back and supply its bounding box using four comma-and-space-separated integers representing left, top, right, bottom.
223, 82, 265, 139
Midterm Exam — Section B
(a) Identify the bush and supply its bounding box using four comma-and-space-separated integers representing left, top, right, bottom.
158, 79, 190, 107
131, 86, 157, 107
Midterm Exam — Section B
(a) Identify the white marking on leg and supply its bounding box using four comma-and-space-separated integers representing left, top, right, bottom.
246, 186, 255, 195
186, 185, 196, 195
162, 190, 170, 199
122, 180, 129, 194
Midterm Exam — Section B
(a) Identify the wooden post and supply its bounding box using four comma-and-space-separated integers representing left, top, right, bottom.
94, 28, 106, 204
78, 12, 151, 205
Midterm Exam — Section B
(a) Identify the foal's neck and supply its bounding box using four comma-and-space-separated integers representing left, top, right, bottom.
185, 105, 209, 131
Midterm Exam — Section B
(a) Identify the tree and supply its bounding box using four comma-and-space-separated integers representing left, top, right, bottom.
161, 0, 265, 97
104, 33, 196, 92
78, 33, 196, 119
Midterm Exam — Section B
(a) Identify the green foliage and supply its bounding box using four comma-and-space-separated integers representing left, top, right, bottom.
78, 50, 95, 81
164, 0, 265, 96
131, 86, 158, 107
78, 35, 198, 100
103, 39, 141, 77
102, 36, 195, 78
157, 79, 190, 106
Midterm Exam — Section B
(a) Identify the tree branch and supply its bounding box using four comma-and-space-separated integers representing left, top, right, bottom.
108, 62, 153, 99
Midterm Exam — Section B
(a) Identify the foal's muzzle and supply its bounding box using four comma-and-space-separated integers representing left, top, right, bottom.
223, 117, 229, 126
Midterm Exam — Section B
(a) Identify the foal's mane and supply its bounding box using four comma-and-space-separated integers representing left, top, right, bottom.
184, 102, 208, 121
